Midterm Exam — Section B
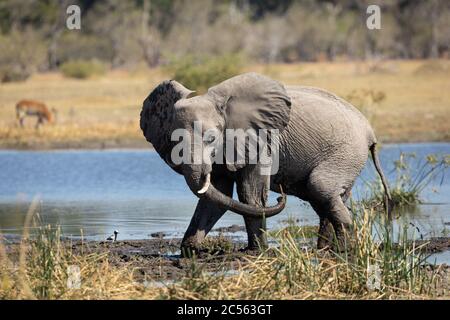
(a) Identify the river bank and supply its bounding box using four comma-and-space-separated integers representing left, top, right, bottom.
1, 233, 449, 299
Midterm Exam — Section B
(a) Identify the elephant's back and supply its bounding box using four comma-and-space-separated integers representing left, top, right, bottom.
275, 86, 376, 188
285, 85, 376, 146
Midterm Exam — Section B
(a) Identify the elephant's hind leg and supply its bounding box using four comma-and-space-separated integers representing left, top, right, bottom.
316, 215, 335, 250
181, 176, 234, 256
314, 184, 353, 249
307, 168, 353, 250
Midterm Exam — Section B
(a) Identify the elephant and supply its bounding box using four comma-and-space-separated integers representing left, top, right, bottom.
140, 72, 393, 255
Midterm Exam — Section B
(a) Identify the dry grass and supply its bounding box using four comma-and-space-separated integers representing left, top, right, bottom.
159, 210, 448, 300
0, 59, 449, 149
0, 69, 166, 149
0, 122, 142, 149
0, 200, 156, 300
255, 59, 450, 143
1, 201, 447, 300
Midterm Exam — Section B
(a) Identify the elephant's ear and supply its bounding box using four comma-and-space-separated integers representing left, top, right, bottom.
140, 80, 194, 167
208, 72, 291, 131
208, 73, 291, 172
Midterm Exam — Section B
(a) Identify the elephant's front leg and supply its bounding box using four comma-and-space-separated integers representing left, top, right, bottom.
181, 176, 234, 256
236, 165, 269, 251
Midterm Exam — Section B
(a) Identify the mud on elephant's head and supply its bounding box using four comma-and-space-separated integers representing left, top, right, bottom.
140, 73, 291, 217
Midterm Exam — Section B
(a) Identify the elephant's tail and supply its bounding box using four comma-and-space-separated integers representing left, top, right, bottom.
370, 143, 394, 218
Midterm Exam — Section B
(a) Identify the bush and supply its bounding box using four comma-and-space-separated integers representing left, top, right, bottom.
345, 89, 386, 124
56, 33, 114, 65
0, 30, 46, 83
166, 54, 243, 92
0, 65, 31, 83
366, 153, 449, 208
60, 60, 107, 79
414, 60, 450, 76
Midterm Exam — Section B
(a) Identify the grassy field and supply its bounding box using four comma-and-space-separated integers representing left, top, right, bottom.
0, 60, 449, 149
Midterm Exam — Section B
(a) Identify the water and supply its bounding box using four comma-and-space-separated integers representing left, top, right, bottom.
0, 143, 448, 244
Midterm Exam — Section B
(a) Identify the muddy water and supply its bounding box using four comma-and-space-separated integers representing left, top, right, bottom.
0, 143, 448, 247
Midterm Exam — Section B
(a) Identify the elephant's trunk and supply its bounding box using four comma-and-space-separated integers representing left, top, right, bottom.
196, 173, 286, 218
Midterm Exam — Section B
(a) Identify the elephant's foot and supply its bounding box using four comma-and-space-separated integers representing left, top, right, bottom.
180, 233, 205, 258
180, 243, 200, 258
330, 222, 352, 253
317, 217, 335, 250
243, 217, 267, 253
181, 235, 235, 258
317, 219, 352, 253
239, 246, 262, 255
240, 235, 267, 256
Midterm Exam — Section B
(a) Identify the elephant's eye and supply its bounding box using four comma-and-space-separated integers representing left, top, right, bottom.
204, 135, 216, 144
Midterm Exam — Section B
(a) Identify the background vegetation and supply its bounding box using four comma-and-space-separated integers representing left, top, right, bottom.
0, 0, 449, 82
59, 59, 106, 79
0, 1, 448, 148
0, 59, 449, 149
166, 54, 244, 93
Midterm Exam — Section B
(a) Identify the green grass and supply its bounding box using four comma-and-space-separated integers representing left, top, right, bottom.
60, 59, 106, 79
365, 153, 449, 209
269, 223, 318, 240
166, 54, 243, 93
197, 235, 234, 255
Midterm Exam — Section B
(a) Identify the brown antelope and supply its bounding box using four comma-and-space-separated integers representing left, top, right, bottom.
16, 100, 57, 129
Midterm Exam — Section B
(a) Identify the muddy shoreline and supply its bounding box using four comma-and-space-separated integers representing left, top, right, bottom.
70, 236, 450, 284
4, 234, 449, 283
73, 238, 252, 282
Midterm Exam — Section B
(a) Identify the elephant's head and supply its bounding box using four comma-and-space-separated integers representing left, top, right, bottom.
140, 72, 291, 218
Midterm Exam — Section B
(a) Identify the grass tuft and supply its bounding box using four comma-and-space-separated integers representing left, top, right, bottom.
165, 54, 243, 93
60, 60, 107, 79
366, 153, 449, 208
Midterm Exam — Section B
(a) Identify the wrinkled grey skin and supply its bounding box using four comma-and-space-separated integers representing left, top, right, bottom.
140, 72, 392, 255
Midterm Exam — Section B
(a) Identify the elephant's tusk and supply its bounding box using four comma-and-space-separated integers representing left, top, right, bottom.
279, 184, 284, 197
197, 173, 211, 194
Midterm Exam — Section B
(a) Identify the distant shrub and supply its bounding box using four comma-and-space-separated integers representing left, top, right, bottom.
367, 61, 398, 74
0, 30, 46, 83
166, 54, 243, 92
60, 60, 107, 79
0, 65, 31, 83
56, 33, 114, 65
346, 88, 386, 123
414, 60, 450, 76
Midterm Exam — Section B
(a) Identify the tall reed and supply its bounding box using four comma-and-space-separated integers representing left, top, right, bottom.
367, 153, 448, 208
162, 206, 446, 299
